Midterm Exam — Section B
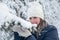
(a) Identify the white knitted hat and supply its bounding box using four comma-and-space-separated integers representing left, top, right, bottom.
27, 2, 44, 20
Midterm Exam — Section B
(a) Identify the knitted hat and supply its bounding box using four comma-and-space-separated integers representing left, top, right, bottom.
27, 2, 44, 20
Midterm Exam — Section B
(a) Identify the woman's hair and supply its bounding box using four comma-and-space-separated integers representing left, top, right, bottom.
37, 18, 47, 31
36, 18, 47, 40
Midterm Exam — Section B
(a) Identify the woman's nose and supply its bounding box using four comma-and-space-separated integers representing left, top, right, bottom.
30, 19, 36, 24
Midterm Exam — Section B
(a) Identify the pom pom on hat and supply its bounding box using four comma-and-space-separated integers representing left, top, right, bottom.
27, 2, 44, 20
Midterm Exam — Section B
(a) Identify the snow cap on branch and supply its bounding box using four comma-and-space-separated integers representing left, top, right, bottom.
0, 3, 33, 29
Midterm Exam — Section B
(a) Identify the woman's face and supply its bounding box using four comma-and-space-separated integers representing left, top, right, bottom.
29, 17, 40, 25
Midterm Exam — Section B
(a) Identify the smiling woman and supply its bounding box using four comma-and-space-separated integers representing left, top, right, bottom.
0, 0, 60, 40
14, 2, 59, 40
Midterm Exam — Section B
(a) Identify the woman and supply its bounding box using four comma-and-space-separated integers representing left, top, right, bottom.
14, 2, 59, 40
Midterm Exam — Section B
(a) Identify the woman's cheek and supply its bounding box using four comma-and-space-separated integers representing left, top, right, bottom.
36, 20, 40, 25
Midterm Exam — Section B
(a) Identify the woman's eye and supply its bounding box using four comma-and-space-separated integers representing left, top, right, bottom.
29, 18, 32, 19
29, 17, 37, 19
33, 17, 37, 19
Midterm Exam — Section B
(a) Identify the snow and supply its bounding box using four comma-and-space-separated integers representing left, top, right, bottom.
0, 0, 60, 40
0, 2, 33, 40
0, 3, 33, 29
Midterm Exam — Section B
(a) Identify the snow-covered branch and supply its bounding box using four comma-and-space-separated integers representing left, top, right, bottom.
0, 3, 33, 32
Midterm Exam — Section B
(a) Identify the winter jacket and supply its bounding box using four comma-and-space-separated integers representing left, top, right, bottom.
14, 24, 59, 40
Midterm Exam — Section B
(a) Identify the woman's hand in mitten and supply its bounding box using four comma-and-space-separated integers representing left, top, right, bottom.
11, 25, 32, 37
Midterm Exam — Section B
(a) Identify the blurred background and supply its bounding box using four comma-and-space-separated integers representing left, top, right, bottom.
0, 0, 60, 40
